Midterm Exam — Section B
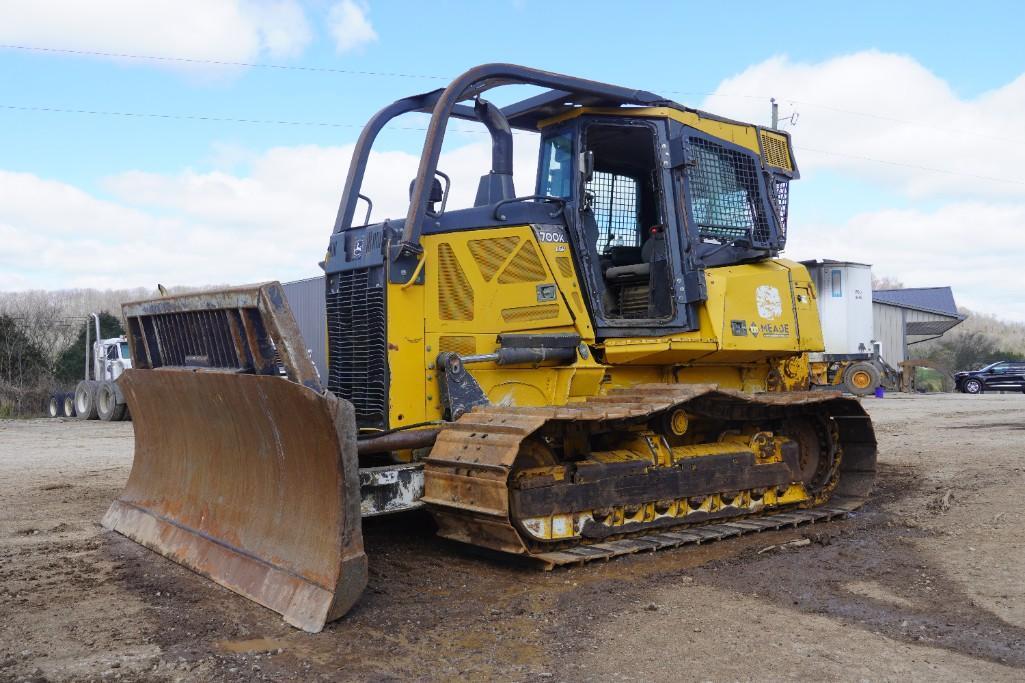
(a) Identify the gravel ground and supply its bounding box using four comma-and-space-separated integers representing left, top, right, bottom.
1, 392, 1024, 682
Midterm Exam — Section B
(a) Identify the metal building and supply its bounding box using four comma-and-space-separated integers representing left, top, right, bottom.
872, 288, 965, 367
281, 276, 327, 379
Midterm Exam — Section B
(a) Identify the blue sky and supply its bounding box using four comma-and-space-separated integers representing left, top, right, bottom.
1, 1, 1024, 320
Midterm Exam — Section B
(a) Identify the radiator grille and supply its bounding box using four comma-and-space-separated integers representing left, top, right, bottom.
327, 268, 387, 427
556, 256, 574, 279
439, 335, 476, 356
760, 130, 793, 171
438, 243, 474, 320
501, 304, 560, 323
468, 236, 519, 281
498, 242, 547, 284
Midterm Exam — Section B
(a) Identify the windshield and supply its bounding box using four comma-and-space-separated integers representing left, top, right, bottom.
538, 132, 573, 198
120, 342, 131, 359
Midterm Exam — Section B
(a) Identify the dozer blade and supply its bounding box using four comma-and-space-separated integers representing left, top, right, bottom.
103, 283, 367, 632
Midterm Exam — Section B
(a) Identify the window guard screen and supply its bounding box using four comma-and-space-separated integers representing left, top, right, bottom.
686, 137, 771, 245
773, 176, 790, 243
587, 170, 639, 252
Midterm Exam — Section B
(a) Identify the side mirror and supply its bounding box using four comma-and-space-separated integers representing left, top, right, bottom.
580, 150, 594, 183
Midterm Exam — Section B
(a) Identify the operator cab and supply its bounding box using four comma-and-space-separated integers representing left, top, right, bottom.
535, 108, 794, 336
327, 64, 797, 340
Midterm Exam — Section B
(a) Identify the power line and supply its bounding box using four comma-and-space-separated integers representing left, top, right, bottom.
3, 101, 1018, 187
795, 146, 1025, 187
786, 99, 1025, 147
0, 103, 363, 128
4, 43, 1020, 146
0, 44, 449, 79
0, 103, 534, 135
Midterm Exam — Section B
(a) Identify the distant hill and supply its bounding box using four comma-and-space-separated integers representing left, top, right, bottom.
0, 285, 223, 362
951, 307, 1025, 354
914, 307, 1025, 375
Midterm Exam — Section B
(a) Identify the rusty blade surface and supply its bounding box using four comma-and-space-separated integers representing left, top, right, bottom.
102, 369, 367, 633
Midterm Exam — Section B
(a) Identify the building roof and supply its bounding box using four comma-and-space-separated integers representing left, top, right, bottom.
873, 287, 964, 319
799, 258, 872, 268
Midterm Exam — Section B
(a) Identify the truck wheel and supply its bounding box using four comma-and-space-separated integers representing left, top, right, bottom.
963, 378, 983, 394
62, 393, 77, 417
842, 362, 881, 396
75, 380, 99, 420
97, 381, 128, 422
47, 394, 60, 418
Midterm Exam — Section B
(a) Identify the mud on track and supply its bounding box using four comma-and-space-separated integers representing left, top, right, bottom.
2, 393, 1024, 681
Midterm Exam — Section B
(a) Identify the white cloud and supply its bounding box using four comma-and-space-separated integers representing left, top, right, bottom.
327, 0, 378, 53
701, 51, 1025, 200
695, 51, 1025, 322
0, 135, 539, 291
3, 48, 1023, 326
788, 202, 1025, 322
0, 0, 313, 67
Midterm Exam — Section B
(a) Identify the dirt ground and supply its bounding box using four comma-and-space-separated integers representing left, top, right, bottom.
2, 393, 1024, 682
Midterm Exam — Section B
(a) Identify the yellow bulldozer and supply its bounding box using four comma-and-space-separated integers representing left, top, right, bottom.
103, 64, 877, 632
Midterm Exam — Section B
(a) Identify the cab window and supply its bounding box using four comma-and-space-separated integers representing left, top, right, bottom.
538, 132, 573, 198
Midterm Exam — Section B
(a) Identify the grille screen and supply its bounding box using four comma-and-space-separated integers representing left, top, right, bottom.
556, 256, 573, 279
687, 137, 771, 245
327, 268, 387, 427
760, 130, 793, 171
468, 236, 519, 281
774, 177, 790, 242
438, 243, 474, 320
150, 309, 242, 368
439, 335, 476, 356
586, 170, 639, 252
501, 304, 560, 322
498, 242, 547, 284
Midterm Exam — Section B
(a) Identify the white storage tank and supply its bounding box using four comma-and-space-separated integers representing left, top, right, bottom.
801, 260, 874, 357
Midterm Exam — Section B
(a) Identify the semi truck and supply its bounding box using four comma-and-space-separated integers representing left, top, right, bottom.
46, 313, 132, 420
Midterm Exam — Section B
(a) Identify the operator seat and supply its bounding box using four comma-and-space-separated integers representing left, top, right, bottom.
604, 227, 665, 282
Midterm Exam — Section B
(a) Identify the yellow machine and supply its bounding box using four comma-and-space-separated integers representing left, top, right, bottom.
103, 64, 877, 632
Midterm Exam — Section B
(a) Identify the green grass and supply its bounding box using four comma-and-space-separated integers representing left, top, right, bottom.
914, 367, 947, 393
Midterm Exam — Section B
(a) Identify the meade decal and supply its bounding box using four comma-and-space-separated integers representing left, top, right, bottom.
749, 321, 791, 338
532, 225, 568, 243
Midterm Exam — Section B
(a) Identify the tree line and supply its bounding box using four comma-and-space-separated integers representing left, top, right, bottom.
0, 286, 214, 417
